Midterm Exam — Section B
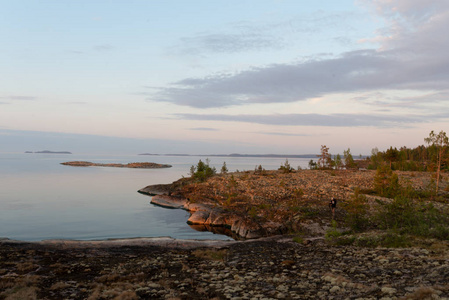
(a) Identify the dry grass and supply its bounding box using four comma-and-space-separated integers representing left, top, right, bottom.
2, 286, 37, 300
49, 281, 71, 290
192, 248, 228, 261
402, 286, 440, 299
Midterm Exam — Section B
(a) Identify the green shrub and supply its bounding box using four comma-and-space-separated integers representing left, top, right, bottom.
374, 196, 449, 240
308, 159, 317, 170
325, 220, 342, 240
343, 188, 370, 232
220, 162, 228, 174
190, 159, 216, 182
279, 159, 294, 173
373, 164, 400, 198
379, 231, 411, 248
335, 236, 356, 246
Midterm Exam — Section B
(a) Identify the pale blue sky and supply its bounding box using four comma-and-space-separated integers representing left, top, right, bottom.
1, 0, 448, 155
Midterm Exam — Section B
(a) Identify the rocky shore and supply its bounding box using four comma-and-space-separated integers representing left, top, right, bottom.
139, 169, 443, 240
61, 161, 172, 169
2, 169, 449, 299
1, 237, 448, 299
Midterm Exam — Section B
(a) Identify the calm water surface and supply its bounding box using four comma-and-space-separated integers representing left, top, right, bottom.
0, 153, 310, 241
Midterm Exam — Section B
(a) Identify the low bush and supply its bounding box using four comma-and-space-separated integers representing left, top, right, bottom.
279, 159, 294, 173
374, 196, 449, 240
342, 188, 370, 232
190, 159, 216, 182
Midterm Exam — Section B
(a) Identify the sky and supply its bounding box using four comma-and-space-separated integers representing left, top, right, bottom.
1, 0, 448, 155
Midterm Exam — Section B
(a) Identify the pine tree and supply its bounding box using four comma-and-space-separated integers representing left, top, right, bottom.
424, 130, 449, 193
318, 145, 332, 169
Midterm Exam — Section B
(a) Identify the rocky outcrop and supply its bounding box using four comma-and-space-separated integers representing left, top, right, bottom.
146, 193, 267, 239
139, 169, 443, 240
150, 195, 187, 209
61, 161, 171, 168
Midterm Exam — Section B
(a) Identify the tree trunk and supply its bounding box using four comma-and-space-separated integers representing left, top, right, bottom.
436, 148, 442, 194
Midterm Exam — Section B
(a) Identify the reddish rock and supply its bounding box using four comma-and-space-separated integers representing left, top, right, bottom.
150, 195, 187, 209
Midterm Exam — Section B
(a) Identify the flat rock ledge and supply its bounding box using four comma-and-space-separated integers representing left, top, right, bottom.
61, 161, 172, 168
139, 187, 285, 240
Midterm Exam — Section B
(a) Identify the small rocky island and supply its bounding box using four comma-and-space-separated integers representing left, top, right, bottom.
61, 161, 172, 168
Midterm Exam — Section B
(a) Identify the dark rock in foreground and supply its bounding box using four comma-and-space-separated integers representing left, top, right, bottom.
61, 161, 172, 168
1, 237, 448, 299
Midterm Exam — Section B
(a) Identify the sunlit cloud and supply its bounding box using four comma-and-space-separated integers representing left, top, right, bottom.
190, 127, 219, 131
149, 1, 449, 113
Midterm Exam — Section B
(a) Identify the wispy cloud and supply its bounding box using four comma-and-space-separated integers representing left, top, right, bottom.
258, 131, 311, 137
190, 127, 219, 131
93, 44, 114, 52
66, 50, 84, 55
170, 10, 361, 57
175, 112, 446, 128
0, 96, 37, 101
65, 101, 88, 105
175, 32, 284, 55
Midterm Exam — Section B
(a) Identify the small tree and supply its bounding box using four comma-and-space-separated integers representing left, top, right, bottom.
424, 130, 449, 194
343, 188, 369, 232
334, 154, 343, 170
343, 148, 356, 169
373, 164, 400, 198
368, 147, 384, 170
220, 161, 228, 174
308, 159, 317, 170
385, 146, 399, 169
279, 159, 293, 173
254, 164, 266, 175
317, 145, 332, 169
190, 159, 216, 182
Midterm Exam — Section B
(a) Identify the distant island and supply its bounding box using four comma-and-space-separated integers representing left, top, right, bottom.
26, 150, 72, 154
139, 153, 317, 158
61, 161, 172, 169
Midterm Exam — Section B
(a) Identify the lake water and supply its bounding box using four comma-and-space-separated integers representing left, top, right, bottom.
0, 153, 311, 241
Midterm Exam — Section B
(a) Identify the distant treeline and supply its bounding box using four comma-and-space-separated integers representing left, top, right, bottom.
366, 144, 448, 172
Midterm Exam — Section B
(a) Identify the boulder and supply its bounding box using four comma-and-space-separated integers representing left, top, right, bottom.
187, 211, 211, 225
230, 218, 265, 239
139, 184, 172, 196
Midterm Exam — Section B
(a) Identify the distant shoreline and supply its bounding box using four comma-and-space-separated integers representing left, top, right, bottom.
138, 153, 318, 159
61, 161, 172, 169
25, 150, 72, 154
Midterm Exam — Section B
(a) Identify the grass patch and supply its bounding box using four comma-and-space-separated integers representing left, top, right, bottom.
325, 220, 343, 241
192, 249, 228, 261
292, 235, 304, 244
332, 231, 411, 248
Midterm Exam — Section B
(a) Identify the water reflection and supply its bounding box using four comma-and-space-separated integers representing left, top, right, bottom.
0, 153, 311, 241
